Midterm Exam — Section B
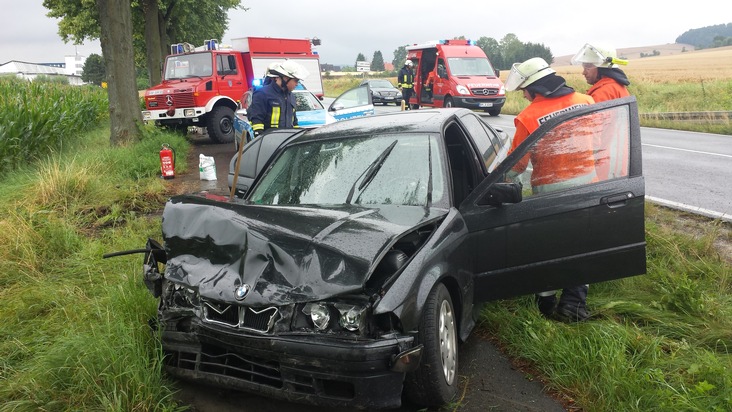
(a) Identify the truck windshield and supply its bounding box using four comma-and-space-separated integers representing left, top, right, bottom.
447, 57, 496, 77
164, 52, 213, 80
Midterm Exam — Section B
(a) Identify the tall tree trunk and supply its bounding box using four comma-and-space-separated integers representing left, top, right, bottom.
158, 11, 169, 59
142, 0, 162, 86
96, 0, 142, 146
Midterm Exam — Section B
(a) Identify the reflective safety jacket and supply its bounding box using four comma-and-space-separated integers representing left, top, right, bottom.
248, 82, 298, 133
398, 66, 414, 89
511, 92, 596, 189
587, 78, 631, 180
587, 77, 630, 103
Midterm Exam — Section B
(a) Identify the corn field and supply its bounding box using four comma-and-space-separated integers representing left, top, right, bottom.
0, 77, 108, 175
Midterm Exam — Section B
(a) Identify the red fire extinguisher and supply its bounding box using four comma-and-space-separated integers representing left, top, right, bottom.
159, 143, 175, 179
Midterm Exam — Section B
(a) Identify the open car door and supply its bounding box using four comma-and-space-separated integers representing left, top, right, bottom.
327, 84, 374, 123
460, 96, 646, 302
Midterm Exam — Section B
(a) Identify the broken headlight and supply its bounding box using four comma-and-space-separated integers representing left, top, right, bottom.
301, 301, 370, 334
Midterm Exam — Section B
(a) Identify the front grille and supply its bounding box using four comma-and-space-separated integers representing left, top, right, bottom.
147, 92, 195, 109
470, 87, 499, 96
165, 344, 355, 399
165, 344, 284, 388
203, 301, 279, 333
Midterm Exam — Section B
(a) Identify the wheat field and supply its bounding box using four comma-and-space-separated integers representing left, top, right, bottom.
553, 46, 732, 83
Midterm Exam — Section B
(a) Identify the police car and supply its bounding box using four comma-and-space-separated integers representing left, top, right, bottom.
234, 83, 374, 145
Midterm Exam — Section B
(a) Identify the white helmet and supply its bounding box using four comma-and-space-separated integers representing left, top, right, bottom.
265, 62, 281, 78
405, 60, 413, 67
270, 60, 310, 80
504, 57, 555, 91
571, 43, 628, 68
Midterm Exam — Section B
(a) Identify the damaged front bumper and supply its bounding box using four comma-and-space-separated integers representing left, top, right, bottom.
160, 321, 418, 410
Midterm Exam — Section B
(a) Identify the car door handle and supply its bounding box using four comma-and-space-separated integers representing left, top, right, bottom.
601, 192, 634, 208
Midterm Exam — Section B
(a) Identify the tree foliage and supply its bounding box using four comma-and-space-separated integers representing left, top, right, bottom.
392, 45, 407, 69
676, 23, 732, 49
370, 51, 385, 71
43, 0, 244, 86
82, 53, 106, 85
475, 33, 553, 70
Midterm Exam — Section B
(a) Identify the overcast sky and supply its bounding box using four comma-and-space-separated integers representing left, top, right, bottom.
1, 0, 727, 66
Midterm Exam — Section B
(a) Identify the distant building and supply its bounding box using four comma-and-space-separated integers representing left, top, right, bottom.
321, 63, 342, 72
0, 55, 85, 85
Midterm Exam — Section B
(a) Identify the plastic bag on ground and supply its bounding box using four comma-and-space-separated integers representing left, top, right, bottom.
199, 154, 217, 180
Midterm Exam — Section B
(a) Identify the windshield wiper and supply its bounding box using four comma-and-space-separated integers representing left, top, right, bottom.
345, 140, 398, 204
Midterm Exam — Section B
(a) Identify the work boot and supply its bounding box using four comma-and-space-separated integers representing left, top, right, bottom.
555, 285, 590, 322
535, 293, 557, 317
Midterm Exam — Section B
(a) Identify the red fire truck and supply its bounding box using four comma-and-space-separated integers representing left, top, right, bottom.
142, 37, 323, 143
406, 39, 505, 116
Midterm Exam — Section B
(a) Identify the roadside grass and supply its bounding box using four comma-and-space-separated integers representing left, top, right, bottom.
478, 203, 732, 412
0, 122, 188, 411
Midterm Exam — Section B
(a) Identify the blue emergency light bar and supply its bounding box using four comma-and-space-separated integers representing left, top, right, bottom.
438, 39, 476, 45
205, 39, 218, 50
252, 78, 263, 88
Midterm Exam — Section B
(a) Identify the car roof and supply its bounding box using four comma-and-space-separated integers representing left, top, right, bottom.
293, 108, 471, 143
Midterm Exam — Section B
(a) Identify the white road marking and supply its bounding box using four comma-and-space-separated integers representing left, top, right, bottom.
642, 144, 732, 159
646, 196, 731, 222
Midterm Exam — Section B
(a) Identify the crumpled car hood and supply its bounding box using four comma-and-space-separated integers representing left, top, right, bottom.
162, 194, 446, 306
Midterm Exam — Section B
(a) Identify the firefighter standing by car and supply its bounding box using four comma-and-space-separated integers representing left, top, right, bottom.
572, 43, 632, 181
572, 43, 630, 102
248, 61, 309, 137
504, 57, 595, 323
398, 60, 415, 110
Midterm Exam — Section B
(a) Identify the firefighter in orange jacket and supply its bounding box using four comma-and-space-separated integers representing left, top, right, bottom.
572, 44, 631, 180
504, 57, 595, 322
571, 43, 630, 102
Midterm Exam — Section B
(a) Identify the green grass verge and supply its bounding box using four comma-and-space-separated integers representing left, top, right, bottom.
478, 204, 732, 412
0, 122, 188, 411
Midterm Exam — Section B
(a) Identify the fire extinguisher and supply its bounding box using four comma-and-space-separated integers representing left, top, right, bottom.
159, 143, 175, 179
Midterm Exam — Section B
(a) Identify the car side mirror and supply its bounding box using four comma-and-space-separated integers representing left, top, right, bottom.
494, 69, 500, 77
480, 182, 522, 206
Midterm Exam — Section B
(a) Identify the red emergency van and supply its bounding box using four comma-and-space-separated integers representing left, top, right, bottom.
406, 39, 505, 116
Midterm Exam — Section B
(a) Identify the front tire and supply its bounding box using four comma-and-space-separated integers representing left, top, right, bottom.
443, 96, 454, 108
404, 283, 458, 407
207, 106, 235, 144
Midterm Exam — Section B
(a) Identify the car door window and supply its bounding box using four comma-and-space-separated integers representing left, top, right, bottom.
507, 105, 630, 197
331, 85, 371, 109
457, 113, 495, 172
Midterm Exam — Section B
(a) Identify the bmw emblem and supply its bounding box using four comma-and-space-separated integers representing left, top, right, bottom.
234, 284, 251, 301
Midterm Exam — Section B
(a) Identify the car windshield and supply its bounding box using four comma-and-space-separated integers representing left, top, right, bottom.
447, 57, 495, 76
368, 80, 396, 89
164, 52, 213, 79
250, 134, 444, 207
